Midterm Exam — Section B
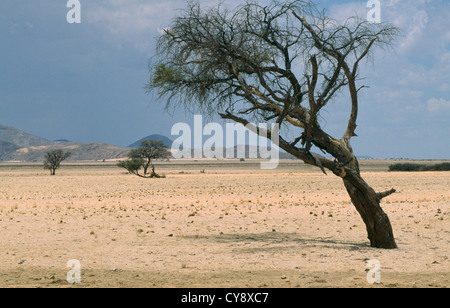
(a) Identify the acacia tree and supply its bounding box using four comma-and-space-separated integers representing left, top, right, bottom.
148, 0, 400, 248
43, 150, 72, 175
118, 140, 170, 178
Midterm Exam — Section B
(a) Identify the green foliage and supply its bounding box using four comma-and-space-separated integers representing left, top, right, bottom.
117, 139, 171, 178
388, 163, 422, 171
129, 140, 170, 160
152, 64, 184, 89
389, 163, 450, 172
117, 158, 143, 175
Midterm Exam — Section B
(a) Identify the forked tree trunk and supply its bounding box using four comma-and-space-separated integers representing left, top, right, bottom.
149, 165, 162, 178
302, 130, 398, 249
246, 122, 398, 249
344, 179, 397, 249
341, 158, 397, 249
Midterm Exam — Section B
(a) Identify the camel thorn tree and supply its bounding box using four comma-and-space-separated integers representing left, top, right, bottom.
43, 149, 72, 176
147, 0, 400, 249
118, 140, 170, 178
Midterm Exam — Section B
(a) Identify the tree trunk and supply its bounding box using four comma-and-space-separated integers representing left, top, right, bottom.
149, 165, 161, 178
143, 165, 149, 177
343, 168, 397, 249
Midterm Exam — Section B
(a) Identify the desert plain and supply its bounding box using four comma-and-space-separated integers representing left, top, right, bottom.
0, 159, 448, 288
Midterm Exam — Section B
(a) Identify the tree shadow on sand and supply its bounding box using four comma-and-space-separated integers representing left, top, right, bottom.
180, 232, 371, 253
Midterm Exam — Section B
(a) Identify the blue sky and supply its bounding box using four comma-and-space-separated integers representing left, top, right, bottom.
0, 0, 449, 158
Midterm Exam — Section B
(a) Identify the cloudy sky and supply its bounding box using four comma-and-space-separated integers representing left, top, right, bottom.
0, 0, 449, 158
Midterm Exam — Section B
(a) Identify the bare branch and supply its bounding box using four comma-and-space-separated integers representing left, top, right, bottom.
150, 0, 398, 166
377, 188, 397, 201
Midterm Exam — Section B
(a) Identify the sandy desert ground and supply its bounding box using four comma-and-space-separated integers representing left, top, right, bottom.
0, 160, 448, 288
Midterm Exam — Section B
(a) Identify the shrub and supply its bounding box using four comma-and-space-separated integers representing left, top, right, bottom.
427, 163, 450, 171
389, 163, 450, 172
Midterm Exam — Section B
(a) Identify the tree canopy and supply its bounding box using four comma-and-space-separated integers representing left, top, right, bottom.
148, 0, 397, 164
43, 149, 72, 175
118, 140, 170, 178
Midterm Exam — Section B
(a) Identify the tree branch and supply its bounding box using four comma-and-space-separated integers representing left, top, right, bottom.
219, 111, 331, 176
377, 188, 396, 201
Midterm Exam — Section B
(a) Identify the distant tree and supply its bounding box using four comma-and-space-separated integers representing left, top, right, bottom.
118, 140, 170, 178
43, 150, 72, 175
117, 158, 143, 175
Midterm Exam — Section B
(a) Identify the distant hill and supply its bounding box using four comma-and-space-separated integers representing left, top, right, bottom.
0, 124, 52, 147
0, 124, 130, 162
0, 142, 130, 163
171, 145, 297, 160
0, 140, 20, 160
53, 139, 71, 143
0, 123, 376, 162
128, 134, 173, 148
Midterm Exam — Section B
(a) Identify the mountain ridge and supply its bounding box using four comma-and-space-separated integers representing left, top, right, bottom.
0, 124, 130, 162
0, 124, 374, 162
0, 124, 52, 148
